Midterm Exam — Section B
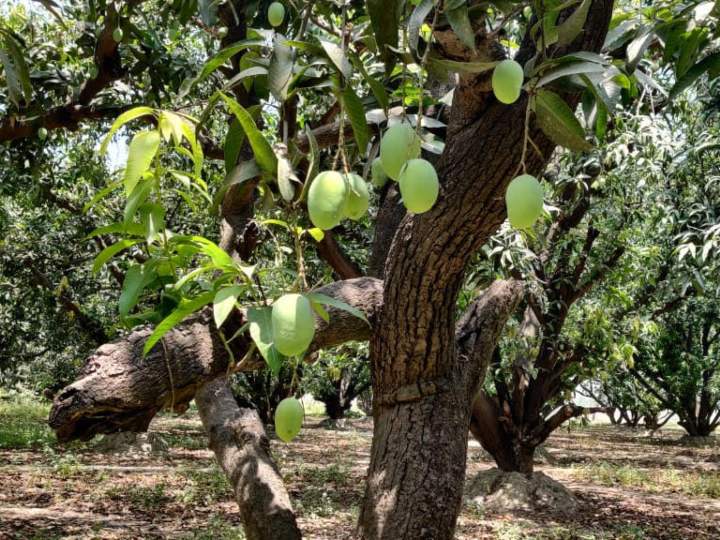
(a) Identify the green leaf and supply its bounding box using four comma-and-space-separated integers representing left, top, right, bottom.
214, 159, 260, 211
311, 301, 330, 323
277, 154, 297, 202
341, 84, 370, 155
446, 4, 475, 51
626, 31, 654, 70
351, 54, 389, 110
305, 292, 369, 324
409, 0, 434, 56
100, 107, 155, 155
304, 124, 320, 186
83, 180, 123, 213
307, 228, 325, 242
143, 291, 215, 356
172, 235, 235, 268
92, 239, 141, 274
182, 39, 264, 95
0, 30, 31, 107
321, 40, 351, 78
536, 61, 606, 88
178, 120, 204, 178
676, 27, 706, 78
427, 56, 497, 74
247, 306, 284, 374
123, 130, 161, 195
367, 0, 400, 71
557, 0, 592, 46
224, 119, 245, 173
86, 221, 145, 239
223, 65, 268, 93
213, 285, 244, 328
119, 263, 157, 317
670, 52, 720, 99
220, 93, 277, 173
140, 203, 165, 243
268, 34, 294, 101
123, 178, 155, 224
534, 89, 592, 152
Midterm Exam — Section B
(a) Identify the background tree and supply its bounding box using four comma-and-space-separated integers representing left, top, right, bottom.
302, 344, 370, 420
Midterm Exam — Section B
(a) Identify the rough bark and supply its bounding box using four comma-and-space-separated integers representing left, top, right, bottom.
196, 378, 301, 540
358, 2, 614, 536
49, 277, 383, 442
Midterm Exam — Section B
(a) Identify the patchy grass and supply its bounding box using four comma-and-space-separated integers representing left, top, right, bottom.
179, 466, 233, 504
0, 395, 54, 449
1, 395, 718, 539
181, 515, 246, 539
572, 461, 720, 498
105, 482, 173, 511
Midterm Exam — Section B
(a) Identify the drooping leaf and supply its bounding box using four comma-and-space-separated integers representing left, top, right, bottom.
92, 239, 141, 274
123, 130, 161, 195
408, 0, 434, 56
536, 61, 607, 88
351, 54, 389, 110
534, 89, 592, 152
99, 107, 155, 155
0, 29, 32, 107
119, 263, 157, 317
277, 153, 297, 202
268, 34, 294, 101
446, 4, 475, 51
670, 52, 720, 99
224, 119, 245, 173
320, 40, 351, 78
213, 285, 244, 328
140, 203, 165, 243
557, 0, 592, 46
220, 93, 277, 173
311, 301, 330, 323
427, 56, 497, 74
305, 292, 369, 324
366, 0, 400, 71
214, 159, 260, 211
626, 31, 654, 70
143, 291, 215, 356
341, 84, 370, 155
248, 306, 284, 374
123, 178, 155, 224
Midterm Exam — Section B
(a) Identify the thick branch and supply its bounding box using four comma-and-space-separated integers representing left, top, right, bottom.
196, 378, 302, 540
456, 279, 525, 395
49, 277, 382, 442
315, 231, 364, 279
536, 404, 607, 443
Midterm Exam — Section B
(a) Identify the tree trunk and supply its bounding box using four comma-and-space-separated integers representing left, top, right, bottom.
360, 390, 472, 539
196, 378, 302, 540
359, 278, 524, 538
322, 393, 349, 420
470, 391, 537, 474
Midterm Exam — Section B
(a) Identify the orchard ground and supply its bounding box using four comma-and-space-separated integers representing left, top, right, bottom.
1, 394, 719, 540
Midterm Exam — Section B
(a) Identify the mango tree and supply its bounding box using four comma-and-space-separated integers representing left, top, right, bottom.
4, 0, 720, 538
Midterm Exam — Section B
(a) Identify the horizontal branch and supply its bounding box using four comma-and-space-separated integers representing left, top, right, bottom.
49, 277, 382, 442
0, 104, 137, 142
